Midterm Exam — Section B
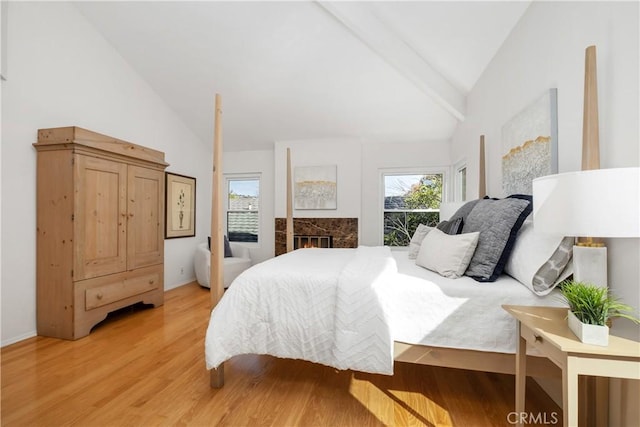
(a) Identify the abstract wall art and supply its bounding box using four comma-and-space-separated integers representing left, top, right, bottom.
502, 88, 558, 195
294, 165, 337, 210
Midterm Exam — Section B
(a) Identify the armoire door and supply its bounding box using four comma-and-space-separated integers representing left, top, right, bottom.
127, 165, 164, 270
74, 155, 128, 280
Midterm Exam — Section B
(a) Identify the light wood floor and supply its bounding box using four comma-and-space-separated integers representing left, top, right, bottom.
2, 282, 560, 426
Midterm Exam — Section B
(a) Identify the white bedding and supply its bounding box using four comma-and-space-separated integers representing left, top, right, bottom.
205, 247, 566, 375
205, 247, 396, 375
385, 250, 566, 353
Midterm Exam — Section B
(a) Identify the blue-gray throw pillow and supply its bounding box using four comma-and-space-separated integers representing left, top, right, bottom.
449, 198, 484, 224
224, 235, 233, 258
208, 235, 234, 258
462, 195, 532, 282
436, 216, 463, 235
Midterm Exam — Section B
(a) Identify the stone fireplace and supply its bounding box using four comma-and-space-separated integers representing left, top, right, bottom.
274, 218, 358, 256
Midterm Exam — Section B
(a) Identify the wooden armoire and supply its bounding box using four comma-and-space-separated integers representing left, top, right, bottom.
34, 127, 168, 339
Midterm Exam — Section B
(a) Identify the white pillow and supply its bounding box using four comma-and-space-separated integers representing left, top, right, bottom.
505, 218, 573, 295
416, 228, 480, 279
408, 224, 434, 259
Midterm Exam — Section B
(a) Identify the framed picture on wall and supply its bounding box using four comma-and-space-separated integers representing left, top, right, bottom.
501, 88, 558, 195
165, 172, 196, 238
294, 165, 337, 210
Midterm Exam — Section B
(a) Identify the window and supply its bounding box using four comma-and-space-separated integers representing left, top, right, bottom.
383, 172, 444, 246
226, 176, 260, 243
456, 164, 467, 202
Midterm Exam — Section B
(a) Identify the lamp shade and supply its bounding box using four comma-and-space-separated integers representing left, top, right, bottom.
532, 167, 640, 238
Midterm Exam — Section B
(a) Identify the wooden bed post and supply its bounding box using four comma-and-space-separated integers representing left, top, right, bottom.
209, 93, 225, 388
479, 135, 487, 198
582, 45, 600, 171
579, 45, 608, 426
286, 148, 294, 253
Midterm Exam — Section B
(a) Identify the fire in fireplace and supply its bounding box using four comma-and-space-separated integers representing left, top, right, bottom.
294, 235, 333, 249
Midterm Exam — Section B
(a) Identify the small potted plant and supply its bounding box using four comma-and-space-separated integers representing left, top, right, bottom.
559, 280, 640, 346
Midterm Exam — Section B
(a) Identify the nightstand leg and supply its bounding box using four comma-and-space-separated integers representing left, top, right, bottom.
563, 356, 579, 427
515, 321, 527, 427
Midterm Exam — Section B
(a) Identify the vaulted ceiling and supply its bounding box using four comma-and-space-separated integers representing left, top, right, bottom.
74, 1, 531, 151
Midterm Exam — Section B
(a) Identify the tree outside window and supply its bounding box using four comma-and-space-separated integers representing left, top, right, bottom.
383, 173, 443, 246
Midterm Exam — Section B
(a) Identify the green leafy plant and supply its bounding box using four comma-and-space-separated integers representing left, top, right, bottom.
559, 280, 640, 326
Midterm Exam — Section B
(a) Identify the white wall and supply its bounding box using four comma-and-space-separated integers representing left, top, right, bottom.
452, 0, 639, 340
274, 138, 363, 220
1, 2, 211, 346
451, 2, 639, 420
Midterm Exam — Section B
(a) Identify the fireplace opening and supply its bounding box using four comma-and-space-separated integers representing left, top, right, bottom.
294, 235, 333, 250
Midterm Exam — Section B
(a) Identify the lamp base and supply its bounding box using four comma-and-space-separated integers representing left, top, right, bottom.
573, 245, 607, 288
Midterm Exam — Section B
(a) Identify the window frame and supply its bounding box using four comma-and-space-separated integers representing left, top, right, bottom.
453, 160, 468, 202
379, 167, 449, 247
224, 173, 261, 246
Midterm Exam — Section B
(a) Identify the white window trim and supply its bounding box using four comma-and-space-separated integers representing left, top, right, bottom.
378, 167, 449, 246
453, 159, 467, 202
224, 173, 261, 247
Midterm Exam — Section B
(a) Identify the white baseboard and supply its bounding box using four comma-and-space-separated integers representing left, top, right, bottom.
1, 330, 37, 348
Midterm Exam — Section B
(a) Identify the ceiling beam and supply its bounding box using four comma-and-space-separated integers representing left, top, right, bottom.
317, 1, 466, 121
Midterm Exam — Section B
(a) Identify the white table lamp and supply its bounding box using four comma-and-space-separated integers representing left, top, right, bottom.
532, 167, 640, 287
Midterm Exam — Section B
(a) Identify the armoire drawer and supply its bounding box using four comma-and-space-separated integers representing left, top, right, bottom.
76, 266, 162, 311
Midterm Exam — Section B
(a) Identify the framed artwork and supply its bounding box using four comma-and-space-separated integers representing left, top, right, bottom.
501, 88, 558, 195
165, 172, 196, 238
294, 165, 337, 210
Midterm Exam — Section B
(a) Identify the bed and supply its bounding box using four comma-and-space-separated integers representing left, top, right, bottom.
205, 244, 568, 377
205, 96, 571, 387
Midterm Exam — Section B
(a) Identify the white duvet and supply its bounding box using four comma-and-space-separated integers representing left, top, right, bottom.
385, 252, 566, 353
205, 246, 396, 375
205, 247, 566, 375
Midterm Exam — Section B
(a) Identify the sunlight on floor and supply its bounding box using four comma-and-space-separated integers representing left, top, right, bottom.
349, 375, 453, 426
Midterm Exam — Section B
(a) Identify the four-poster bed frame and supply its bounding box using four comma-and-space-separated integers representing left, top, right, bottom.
209, 94, 224, 387
206, 105, 559, 387
205, 43, 611, 425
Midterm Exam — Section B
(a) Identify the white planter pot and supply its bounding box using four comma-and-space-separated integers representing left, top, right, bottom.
567, 310, 609, 346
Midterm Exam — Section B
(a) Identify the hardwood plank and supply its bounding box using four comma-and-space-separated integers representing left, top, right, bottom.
1, 283, 561, 426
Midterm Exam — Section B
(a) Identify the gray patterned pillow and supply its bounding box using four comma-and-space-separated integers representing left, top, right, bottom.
505, 217, 574, 294
532, 238, 573, 294
462, 195, 532, 282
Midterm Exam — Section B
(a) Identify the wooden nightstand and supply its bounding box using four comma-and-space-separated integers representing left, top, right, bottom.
503, 305, 640, 427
